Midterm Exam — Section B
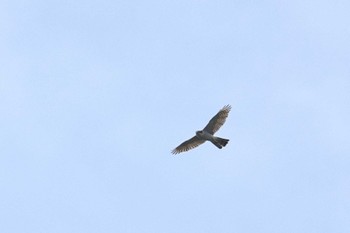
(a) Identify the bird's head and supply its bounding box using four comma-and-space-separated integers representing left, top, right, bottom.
196, 130, 203, 137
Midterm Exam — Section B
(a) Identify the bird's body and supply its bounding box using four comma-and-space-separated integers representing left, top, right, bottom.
196, 130, 229, 149
172, 105, 231, 155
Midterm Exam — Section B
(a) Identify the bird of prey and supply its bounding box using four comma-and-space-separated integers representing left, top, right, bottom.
172, 105, 231, 155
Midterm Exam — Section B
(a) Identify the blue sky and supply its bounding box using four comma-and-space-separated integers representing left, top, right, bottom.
1, 0, 350, 232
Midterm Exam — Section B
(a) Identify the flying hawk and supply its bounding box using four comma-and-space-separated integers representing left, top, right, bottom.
172, 105, 231, 155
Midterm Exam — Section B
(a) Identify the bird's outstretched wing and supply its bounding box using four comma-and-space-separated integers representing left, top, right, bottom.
172, 136, 205, 155
203, 105, 231, 134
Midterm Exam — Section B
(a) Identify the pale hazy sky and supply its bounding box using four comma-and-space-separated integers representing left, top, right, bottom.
1, 0, 350, 232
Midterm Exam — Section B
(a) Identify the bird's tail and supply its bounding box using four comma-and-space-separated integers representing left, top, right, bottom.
212, 137, 229, 149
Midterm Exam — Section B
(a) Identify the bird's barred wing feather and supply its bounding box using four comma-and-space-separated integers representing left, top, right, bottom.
172, 136, 205, 155
203, 105, 231, 134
